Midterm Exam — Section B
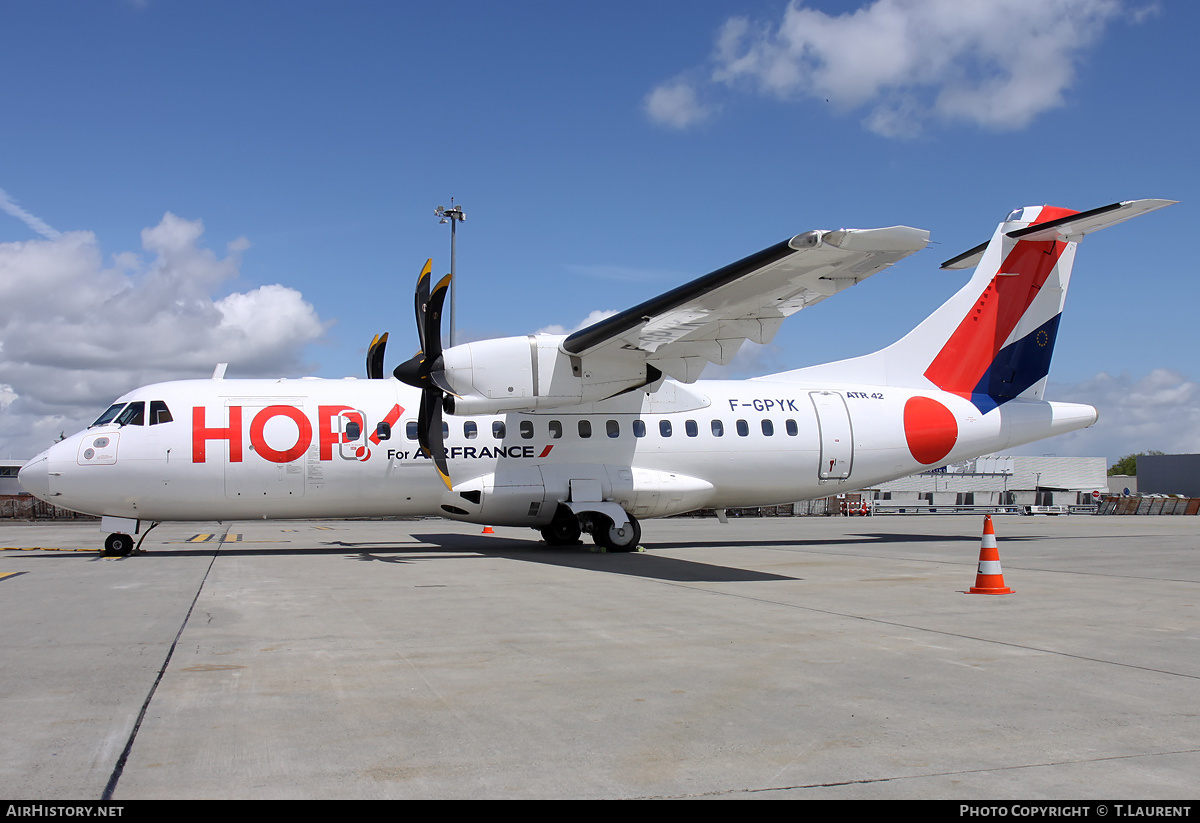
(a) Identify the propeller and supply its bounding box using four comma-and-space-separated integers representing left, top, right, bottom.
393, 259, 454, 490
365, 332, 388, 379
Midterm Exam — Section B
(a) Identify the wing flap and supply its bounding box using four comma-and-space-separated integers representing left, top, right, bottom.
562, 225, 928, 380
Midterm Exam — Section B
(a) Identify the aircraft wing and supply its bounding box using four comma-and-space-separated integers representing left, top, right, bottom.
561, 225, 930, 382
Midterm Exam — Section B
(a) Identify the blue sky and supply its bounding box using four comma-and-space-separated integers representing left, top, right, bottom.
1, 0, 1195, 463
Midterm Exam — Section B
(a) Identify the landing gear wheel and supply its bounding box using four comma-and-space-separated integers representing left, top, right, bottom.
593, 515, 641, 553
104, 533, 134, 557
540, 510, 582, 546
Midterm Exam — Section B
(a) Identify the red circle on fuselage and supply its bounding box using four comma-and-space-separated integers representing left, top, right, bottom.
904, 396, 958, 465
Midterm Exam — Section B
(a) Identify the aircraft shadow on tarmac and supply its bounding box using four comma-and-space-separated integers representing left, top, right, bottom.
357, 533, 799, 583
65, 533, 796, 582
44, 526, 1076, 580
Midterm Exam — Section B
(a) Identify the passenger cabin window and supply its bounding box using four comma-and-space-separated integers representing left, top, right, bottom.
736, 419, 749, 436
492, 421, 506, 439
115, 401, 145, 426
406, 421, 419, 440
633, 420, 646, 438
660, 420, 672, 437
786, 419, 798, 436
520, 420, 534, 439
762, 420, 774, 436
711, 420, 724, 437
464, 421, 478, 439
685, 420, 698, 437
606, 420, 620, 438
578, 420, 592, 438
549, 420, 563, 439
149, 401, 173, 425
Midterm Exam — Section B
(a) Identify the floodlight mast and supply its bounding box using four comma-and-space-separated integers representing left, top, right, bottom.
434, 199, 466, 348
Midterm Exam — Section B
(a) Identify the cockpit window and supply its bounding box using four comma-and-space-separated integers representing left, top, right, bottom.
91, 403, 126, 427
149, 400, 173, 425
115, 401, 145, 426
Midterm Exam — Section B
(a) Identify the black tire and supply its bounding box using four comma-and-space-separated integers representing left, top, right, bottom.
104, 533, 133, 557
540, 510, 582, 546
594, 514, 641, 553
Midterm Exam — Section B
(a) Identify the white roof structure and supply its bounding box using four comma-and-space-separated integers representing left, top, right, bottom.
872, 455, 1107, 493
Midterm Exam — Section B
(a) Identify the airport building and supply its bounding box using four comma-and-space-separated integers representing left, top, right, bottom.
863, 455, 1109, 512
1136, 453, 1200, 498
0, 459, 22, 496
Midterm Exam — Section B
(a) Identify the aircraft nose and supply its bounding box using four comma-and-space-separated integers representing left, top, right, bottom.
17, 451, 51, 502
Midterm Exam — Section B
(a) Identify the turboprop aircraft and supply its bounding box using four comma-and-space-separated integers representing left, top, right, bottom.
18, 199, 1174, 555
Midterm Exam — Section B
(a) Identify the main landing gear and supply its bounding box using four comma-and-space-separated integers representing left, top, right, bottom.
592, 513, 641, 552
539, 506, 642, 552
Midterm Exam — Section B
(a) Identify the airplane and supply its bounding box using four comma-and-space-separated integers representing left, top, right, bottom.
17, 199, 1174, 556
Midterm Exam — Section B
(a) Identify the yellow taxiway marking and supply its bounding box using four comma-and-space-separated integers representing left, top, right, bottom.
1, 546, 94, 552
1, 571, 28, 581
168, 534, 279, 544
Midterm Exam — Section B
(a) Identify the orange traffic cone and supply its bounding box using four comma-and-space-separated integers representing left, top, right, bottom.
481, 526, 495, 534
968, 515, 1014, 594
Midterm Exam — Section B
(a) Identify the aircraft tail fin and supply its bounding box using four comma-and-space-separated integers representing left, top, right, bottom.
771, 200, 1174, 411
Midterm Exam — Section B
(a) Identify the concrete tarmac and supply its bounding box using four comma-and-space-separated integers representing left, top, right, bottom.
1, 514, 1197, 800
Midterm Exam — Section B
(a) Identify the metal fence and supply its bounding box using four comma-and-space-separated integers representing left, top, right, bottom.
1098, 496, 1200, 515
0, 496, 97, 520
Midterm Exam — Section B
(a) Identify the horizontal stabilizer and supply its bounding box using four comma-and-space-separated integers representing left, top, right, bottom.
1007, 198, 1176, 242
942, 199, 1176, 270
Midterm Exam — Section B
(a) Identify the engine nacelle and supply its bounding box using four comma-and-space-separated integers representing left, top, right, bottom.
440, 334, 654, 415
437, 464, 715, 527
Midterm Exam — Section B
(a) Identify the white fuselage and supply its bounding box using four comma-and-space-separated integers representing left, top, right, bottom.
21, 375, 1096, 529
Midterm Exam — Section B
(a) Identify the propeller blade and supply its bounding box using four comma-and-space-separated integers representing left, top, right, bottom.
429, 360, 455, 395
423, 272, 452, 364
414, 258, 433, 355
424, 387, 451, 490
401, 259, 454, 491
365, 332, 388, 379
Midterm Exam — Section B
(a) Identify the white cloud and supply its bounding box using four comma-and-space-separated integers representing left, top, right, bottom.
0, 213, 328, 457
699, 341, 789, 380
644, 76, 716, 129
0, 187, 60, 239
536, 309, 619, 337
1022, 369, 1200, 462
648, 0, 1132, 137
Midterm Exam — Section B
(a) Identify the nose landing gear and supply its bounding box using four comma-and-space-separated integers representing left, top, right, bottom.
101, 522, 158, 557
104, 533, 134, 556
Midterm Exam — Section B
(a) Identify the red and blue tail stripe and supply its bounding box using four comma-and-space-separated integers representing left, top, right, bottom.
923, 208, 1076, 412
